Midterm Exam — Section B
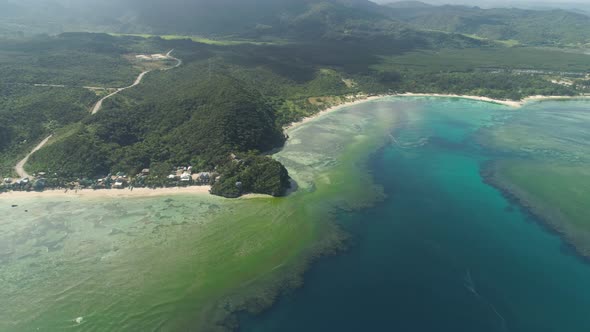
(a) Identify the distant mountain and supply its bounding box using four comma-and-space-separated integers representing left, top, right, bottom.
384, 2, 590, 46
2, 0, 589, 46
0, 0, 393, 38
119, 0, 413, 40
386, 1, 433, 9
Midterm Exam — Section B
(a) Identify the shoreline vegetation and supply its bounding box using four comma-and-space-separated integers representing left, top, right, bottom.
3, 93, 589, 200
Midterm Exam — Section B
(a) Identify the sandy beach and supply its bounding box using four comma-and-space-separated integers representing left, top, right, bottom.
400, 93, 590, 108
397, 93, 523, 107
0, 186, 212, 200
284, 94, 388, 131
286, 93, 590, 133
521, 95, 590, 104
284, 92, 518, 133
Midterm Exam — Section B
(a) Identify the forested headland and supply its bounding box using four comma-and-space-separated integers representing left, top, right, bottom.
1, 0, 589, 197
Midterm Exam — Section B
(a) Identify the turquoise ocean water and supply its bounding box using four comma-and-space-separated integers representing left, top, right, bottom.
240, 98, 590, 332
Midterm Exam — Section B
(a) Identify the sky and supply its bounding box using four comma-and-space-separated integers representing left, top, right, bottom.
373, 0, 590, 12
373, 0, 590, 7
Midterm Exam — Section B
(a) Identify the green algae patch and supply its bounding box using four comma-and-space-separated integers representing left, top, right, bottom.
0, 98, 399, 331
479, 100, 590, 258
485, 160, 590, 257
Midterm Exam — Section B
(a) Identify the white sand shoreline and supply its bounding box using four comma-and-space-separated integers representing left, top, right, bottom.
286, 93, 590, 132
399, 93, 590, 108
0, 186, 212, 200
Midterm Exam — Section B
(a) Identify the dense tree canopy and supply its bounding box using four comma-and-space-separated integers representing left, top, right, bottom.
2, 21, 588, 196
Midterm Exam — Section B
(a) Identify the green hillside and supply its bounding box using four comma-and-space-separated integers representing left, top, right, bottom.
2, 1, 590, 197
385, 2, 590, 46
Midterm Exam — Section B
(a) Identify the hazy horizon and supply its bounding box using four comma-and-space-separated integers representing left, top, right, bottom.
374, 0, 590, 10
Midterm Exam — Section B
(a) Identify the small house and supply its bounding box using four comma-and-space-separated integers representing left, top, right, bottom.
193, 172, 211, 184
180, 172, 191, 182
113, 180, 127, 189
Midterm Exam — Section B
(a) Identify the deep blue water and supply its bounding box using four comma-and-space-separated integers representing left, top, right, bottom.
240, 99, 590, 332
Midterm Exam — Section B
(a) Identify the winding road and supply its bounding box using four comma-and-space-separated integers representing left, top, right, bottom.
91, 49, 181, 115
14, 50, 181, 178
14, 135, 53, 179
90, 70, 151, 114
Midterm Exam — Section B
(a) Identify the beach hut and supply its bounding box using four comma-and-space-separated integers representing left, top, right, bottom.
113, 180, 127, 189
180, 173, 192, 182
194, 172, 211, 184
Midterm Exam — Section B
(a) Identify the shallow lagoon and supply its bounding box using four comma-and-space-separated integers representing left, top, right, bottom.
2, 97, 590, 331
0, 99, 396, 331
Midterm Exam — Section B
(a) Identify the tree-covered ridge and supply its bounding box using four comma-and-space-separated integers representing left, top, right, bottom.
0, 0, 390, 38
0, 85, 98, 176
0, 33, 153, 87
384, 2, 590, 46
3, 0, 590, 48
27, 70, 286, 176
0, 33, 169, 178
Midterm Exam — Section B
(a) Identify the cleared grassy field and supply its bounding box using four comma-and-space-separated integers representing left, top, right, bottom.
109, 33, 287, 46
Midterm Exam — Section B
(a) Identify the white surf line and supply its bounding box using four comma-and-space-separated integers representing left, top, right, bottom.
14, 135, 53, 179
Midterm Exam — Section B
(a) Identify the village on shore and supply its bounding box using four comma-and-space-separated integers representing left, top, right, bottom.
1, 166, 217, 194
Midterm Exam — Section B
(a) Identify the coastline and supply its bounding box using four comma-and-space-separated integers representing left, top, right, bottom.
285, 92, 590, 133
6, 92, 589, 199
284, 95, 388, 132
397, 92, 523, 107
0, 185, 212, 200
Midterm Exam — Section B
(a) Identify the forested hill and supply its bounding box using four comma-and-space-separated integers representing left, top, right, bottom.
28, 71, 286, 178
3, 0, 590, 46
0, 0, 391, 37
384, 1, 590, 46
0, 0, 405, 40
